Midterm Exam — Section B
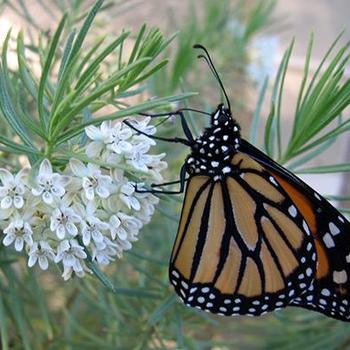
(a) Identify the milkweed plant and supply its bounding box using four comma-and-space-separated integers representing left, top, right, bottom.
0, 0, 193, 284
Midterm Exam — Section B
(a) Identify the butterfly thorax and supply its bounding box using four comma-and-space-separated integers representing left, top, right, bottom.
186, 104, 241, 179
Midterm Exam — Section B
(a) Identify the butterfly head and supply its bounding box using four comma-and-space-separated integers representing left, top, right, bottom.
211, 103, 232, 126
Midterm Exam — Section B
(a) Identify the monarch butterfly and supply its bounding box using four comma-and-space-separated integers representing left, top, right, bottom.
125, 44, 350, 322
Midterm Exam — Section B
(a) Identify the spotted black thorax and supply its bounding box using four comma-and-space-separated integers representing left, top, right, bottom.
186, 104, 241, 178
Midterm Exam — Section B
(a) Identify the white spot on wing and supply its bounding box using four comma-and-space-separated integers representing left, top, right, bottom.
323, 233, 335, 248
171, 270, 179, 278
222, 166, 231, 174
329, 222, 340, 236
269, 176, 278, 186
181, 281, 188, 289
333, 270, 347, 284
321, 289, 330, 296
303, 221, 311, 236
288, 205, 297, 218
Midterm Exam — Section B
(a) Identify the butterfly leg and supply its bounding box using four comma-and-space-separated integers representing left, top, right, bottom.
123, 119, 192, 146
125, 107, 210, 145
134, 164, 188, 195
139, 108, 211, 141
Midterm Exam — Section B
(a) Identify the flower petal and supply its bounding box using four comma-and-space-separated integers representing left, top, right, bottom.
86, 142, 104, 158
85, 125, 102, 140
51, 185, 65, 197
0, 168, 13, 183
3, 233, 15, 246
1, 196, 12, 209
117, 227, 127, 240
56, 224, 66, 240
38, 256, 49, 270
28, 255, 38, 267
82, 230, 91, 246
96, 185, 110, 198
66, 223, 78, 236
32, 187, 44, 196
42, 191, 53, 204
85, 187, 95, 201
92, 230, 103, 243
14, 237, 24, 251
13, 196, 24, 209
69, 159, 86, 176
39, 159, 52, 176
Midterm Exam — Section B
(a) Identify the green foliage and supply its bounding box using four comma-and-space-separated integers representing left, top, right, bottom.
0, 0, 192, 168
150, 0, 277, 100
261, 33, 350, 168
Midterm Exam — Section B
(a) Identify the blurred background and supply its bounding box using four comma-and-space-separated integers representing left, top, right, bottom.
0, 0, 350, 349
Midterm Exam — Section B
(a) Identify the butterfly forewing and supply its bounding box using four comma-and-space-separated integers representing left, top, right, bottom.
169, 153, 317, 316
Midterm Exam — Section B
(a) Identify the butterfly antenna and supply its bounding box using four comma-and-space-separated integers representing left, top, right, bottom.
193, 44, 231, 111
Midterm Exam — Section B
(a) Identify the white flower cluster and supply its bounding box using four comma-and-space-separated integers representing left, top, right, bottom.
0, 118, 166, 280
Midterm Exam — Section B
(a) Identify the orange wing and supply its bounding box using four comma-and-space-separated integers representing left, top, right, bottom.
169, 153, 316, 316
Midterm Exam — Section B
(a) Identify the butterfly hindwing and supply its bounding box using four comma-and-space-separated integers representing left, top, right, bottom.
240, 140, 350, 321
169, 152, 317, 316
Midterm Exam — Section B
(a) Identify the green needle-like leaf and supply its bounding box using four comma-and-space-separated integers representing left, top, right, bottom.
38, 14, 67, 130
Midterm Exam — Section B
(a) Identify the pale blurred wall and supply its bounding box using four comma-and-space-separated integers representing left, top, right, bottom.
276, 0, 350, 58
273, 0, 350, 197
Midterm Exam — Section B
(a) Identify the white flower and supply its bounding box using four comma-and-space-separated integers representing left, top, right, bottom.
76, 201, 109, 246
0, 116, 166, 280
106, 122, 133, 154
134, 193, 159, 224
0, 168, 27, 209
109, 212, 142, 241
70, 159, 112, 200
247, 35, 279, 86
125, 142, 152, 173
50, 203, 81, 240
85, 121, 111, 158
227, 18, 245, 38
91, 237, 118, 264
119, 182, 140, 211
3, 219, 33, 251
28, 240, 55, 270
55, 239, 88, 280
32, 159, 70, 205
129, 116, 156, 136
147, 154, 167, 182
129, 117, 156, 146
